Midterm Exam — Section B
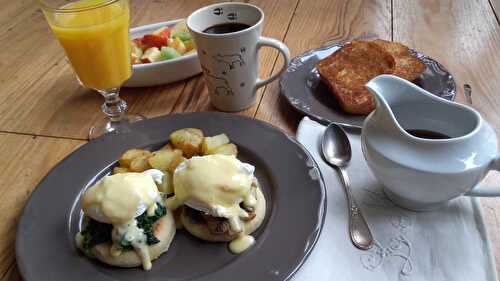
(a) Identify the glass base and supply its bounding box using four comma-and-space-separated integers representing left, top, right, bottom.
88, 114, 146, 140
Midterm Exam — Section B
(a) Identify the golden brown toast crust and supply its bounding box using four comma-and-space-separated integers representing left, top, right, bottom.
316, 40, 395, 114
372, 39, 426, 81
316, 39, 426, 115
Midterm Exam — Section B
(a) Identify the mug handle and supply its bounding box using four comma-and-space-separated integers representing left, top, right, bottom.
255, 36, 290, 90
465, 155, 500, 196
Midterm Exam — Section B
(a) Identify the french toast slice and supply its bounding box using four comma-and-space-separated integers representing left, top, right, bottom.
316, 40, 395, 114
372, 39, 426, 81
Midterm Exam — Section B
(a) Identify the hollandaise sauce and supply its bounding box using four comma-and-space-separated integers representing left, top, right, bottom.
79, 171, 166, 270
229, 234, 255, 254
110, 219, 152, 269
166, 155, 259, 254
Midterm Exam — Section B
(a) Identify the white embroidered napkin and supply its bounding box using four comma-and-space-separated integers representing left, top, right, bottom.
292, 117, 497, 281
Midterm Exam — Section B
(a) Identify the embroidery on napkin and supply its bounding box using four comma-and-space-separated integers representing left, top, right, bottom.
360, 188, 414, 277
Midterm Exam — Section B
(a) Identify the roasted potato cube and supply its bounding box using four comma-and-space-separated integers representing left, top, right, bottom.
161, 143, 174, 150
211, 143, 238, 156
113, 167, 130, 174
158, 170, 174, 195
148, 149, 184, 173
170, 128, 204, 157
201, 134, 230, 155
118, 149, 152, 168
129, 155, 152, 172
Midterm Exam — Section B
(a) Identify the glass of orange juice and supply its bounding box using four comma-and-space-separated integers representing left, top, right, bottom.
39, 0, 144, 139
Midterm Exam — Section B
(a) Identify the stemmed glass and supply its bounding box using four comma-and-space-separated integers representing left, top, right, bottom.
39, 0, 145, 139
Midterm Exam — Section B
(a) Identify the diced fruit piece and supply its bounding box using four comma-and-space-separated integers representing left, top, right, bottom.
171, 21, 189, 36
148, 149, 184, 173
141, 34, 168, 48
132, 38, 144, 49
161, 46, 181, 60
131, 54, 141, 64
118, 149, 152, 168
141, 47, 163, 63
113, 167, 130, 174
152, 27, 164, 35
173, 31, 191, 41
210, 143, 238, 156
130, 155, 152, 172
171, 37, 187, 54
169, 128, 204, 157
131, 39, 140, 49
152, 26, 170, 39
130, 42, 143, 64
184, 39, 195, 52
159, 28, 170, 39
201, 134, 230, 155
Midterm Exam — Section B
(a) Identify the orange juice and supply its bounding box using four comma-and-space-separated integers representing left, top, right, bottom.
45, 0, 131, 90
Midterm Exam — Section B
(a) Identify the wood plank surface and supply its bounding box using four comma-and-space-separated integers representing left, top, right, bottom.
0, 0, 297, 140
0, 0, 220, 139
393, 0, 500, 131
0, 263, 22, 281
0, 1, 66, 129
0, 0, 39, 31
254, 0, 391, 134
393, 0, 500, 273
0, 133, 83, 280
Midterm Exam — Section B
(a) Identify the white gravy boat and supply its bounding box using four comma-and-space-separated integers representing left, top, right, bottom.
362, 74, 500, 211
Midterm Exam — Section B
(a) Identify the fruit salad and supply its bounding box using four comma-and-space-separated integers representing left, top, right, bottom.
131, 21, 196, 64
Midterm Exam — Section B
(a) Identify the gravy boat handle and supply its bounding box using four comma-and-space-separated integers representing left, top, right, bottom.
465, 155, 500, 197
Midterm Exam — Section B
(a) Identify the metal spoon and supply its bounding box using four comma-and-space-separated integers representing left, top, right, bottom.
321, 123, 374, 250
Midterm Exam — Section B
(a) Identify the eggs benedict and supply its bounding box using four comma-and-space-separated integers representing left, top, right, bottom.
166, 155, 266, 254
75, 169, 175, 270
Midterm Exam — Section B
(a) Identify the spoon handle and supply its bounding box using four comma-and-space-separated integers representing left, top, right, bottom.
338, 167, 374, 250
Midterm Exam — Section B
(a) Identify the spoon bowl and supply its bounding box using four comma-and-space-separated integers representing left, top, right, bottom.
321, 123, 352, 167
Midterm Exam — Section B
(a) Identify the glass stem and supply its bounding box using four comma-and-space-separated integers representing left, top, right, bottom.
100, 88, 127, 123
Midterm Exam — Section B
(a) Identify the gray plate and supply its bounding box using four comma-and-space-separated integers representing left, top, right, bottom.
280, 43, 456, 128
16, 112, 326, 281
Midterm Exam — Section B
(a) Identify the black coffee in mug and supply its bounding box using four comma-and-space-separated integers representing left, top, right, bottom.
203, 23, 251, 34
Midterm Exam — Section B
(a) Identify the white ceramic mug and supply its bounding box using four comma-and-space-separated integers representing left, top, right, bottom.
187, 2, 290, 112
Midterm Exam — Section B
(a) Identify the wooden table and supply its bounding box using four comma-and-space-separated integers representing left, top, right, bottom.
1, 0, 500, 279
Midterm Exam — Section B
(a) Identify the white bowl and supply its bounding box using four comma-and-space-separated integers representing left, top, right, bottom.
123, 19, 202, 88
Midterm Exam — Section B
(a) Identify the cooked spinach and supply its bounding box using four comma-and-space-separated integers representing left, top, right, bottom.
80, 219, 113, 255
120, 238, 133, 250
136, 203, 167, 245
80, 203, 167, 253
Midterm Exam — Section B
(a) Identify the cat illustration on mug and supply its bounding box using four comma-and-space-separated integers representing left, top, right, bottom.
202, 66, 234, 96
212, 53, 245, 70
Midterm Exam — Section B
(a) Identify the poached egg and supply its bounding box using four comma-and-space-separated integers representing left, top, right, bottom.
82, 169, 165, 225
166, 155, 258, 253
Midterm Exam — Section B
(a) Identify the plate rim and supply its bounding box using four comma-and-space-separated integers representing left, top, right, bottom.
15, 111, 327, 281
